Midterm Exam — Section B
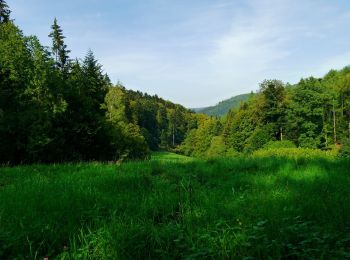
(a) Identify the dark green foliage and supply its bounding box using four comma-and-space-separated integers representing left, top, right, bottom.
0, 19, 123, 163
194, 93, 251, 116
54, 51, 113, 161
287, 77, 326, 148
0, 0, 10, 23
2, 2, 350, 162
182, 68, 350, 157
105, 84, 195, 152
260, 80, 287, 139
223, 100, 260, 152
48, 18, 70, 72
339, 138, 350, 157
244, 124, 276, 153
1, 154, 350, 259
264, 140, 296, 149
0, 14, 195, 164
0, 22, 56, 163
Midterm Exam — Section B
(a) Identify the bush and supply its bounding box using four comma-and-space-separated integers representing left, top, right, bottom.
298, 134, 320, 149
339, 139, 350, 157
226, 148, 240, 157
244, 124, 275, 153
206, 136, 226, 157
252, 147, 337, 159
264, 140, 296, 149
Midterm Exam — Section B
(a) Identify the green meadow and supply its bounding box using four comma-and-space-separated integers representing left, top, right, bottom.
1, 153, 350, 259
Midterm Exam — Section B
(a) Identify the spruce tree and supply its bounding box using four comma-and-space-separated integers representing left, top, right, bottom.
0, 0, 10, 23
82, 50, 109, 104
48, 18, 70, 72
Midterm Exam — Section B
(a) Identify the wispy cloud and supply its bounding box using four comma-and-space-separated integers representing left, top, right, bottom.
208, 0, 293, 90
10, 0, 350, 107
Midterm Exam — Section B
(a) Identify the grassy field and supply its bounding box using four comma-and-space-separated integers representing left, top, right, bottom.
1, 153, 350, 259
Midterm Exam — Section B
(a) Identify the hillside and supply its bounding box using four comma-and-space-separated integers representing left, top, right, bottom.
194, 93, 252, 116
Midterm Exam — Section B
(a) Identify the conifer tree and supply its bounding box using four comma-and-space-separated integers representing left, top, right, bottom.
0, 0, 11, 23
48, 18, 70, 72
82, 49, 110, 105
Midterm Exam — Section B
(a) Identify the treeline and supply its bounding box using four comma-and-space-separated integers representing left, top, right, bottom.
0, 1, 194, 164
105, 85, 195, 154
195, 93, 251, 116
181, 69, 350, 157
2, 0, 350, 163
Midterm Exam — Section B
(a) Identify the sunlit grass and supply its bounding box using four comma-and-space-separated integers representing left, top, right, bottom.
0, 154, 350, 259
151, 151, 194, 162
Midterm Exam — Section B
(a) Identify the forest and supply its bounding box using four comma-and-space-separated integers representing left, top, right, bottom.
180, 74, 350, 158
1, 1, 350, 165
0, 2, 195, 164
2, 1, 350, 259
193, 93, 251, 116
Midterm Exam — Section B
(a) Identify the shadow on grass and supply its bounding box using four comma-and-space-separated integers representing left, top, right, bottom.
1, 156, 350, 258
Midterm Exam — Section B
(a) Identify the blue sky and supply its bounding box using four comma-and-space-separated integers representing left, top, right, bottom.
9, 0, 350, 107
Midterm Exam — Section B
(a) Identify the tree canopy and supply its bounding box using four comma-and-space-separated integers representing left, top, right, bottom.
181, 70, 350, 157
0, 5, 195, 164
0, 0, 10, 23
1, 2, 350, 163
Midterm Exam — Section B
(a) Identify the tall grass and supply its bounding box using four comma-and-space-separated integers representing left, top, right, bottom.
1, 154, 350, 259
252, 147, 338, 159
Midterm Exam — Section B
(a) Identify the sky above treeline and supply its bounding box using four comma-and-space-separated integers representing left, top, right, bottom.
9, 0, 350, 107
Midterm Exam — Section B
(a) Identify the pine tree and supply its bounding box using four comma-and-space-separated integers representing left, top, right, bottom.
48, 18, 70, 72
0, 0, 11, 23
82, 50, 110, 103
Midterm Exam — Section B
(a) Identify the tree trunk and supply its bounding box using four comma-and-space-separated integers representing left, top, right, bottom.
333, 99, 337, 144
172, 125, 175, 146
280, 127, 283, 141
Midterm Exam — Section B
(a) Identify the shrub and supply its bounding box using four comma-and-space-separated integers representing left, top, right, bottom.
298, 134, 320, 149
264, 140, 296, 149
243, 124, 275, 153
339, 139, 350, 157
252, 147, 337, 159
206, 136, 226, 157
226, 148, 240, 157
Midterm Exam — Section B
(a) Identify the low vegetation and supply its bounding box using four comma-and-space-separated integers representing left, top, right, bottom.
1, 152, 350, 259
252, 147, 339, 160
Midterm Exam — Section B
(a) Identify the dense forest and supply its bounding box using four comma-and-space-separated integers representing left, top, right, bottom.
181, 74, 350, 157
193, 93, 251, 116
1, 0, 350, 165
0, 1, 195, 164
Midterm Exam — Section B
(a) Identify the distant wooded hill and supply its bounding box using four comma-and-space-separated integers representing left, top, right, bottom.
193, 93, 252, 116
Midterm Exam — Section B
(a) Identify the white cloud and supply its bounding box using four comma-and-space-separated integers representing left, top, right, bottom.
204, 0, 295, 96
104, 0, 350, 107
200, 0, 350, 104
10, 0, 350, 107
